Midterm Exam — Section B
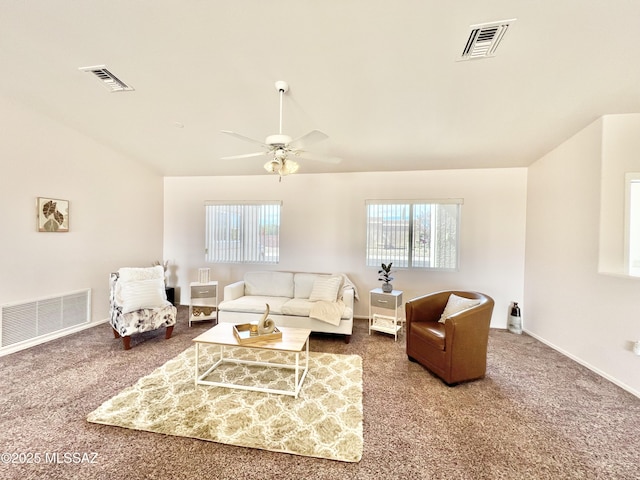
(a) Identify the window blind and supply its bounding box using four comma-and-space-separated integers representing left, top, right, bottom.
205, 201, 281, 264
366, 199, 462, 270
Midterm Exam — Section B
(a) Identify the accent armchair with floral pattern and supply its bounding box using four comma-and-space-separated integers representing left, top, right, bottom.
109, 266, 177, 350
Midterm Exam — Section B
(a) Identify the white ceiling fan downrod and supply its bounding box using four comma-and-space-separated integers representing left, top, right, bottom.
265, 81, 291, 147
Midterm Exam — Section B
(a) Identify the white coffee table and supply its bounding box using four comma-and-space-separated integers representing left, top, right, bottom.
192, 323, 311, 398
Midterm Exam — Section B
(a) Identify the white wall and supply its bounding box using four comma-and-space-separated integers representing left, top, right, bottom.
599, 114, 640, 275
525, 116, 640, 396
164, 168, 527, 327
0, 97, 165, 322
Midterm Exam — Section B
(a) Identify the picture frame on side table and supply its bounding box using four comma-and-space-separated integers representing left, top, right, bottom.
37, 197, 69, 232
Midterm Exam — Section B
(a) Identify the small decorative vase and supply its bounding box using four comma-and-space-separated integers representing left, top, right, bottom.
381, 282, 393, 293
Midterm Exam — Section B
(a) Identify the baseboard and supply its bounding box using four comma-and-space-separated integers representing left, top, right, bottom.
524, 329, 640, 400
0, 317, 109, 357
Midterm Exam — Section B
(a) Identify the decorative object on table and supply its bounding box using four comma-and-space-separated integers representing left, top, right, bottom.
378, 262, 394, 293
198, 267, 210, 284
191, 306, 215, 317
37, 197, 69, 232
258, 303, 276, 335
87, 346, 363, 462
232, 323, 282, 344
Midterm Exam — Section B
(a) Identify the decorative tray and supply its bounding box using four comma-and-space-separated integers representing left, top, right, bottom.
232, 323, 282, 345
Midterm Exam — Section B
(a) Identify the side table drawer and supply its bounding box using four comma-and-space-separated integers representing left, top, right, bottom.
191, 285, 216, 298
371, 292, 402, 309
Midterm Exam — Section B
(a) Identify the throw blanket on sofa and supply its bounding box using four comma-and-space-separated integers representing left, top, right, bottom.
310, 299, 346, 326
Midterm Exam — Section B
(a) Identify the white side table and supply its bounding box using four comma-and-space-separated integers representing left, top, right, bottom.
369, 288, 404, 341
189, 281, 218, 327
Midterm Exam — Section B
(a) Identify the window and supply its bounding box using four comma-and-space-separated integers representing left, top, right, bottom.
365, 199, 462, 270
626, 173, 640, 276
205, 201, 281, 264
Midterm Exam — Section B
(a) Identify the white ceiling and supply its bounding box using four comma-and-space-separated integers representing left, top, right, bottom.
1, 1, 639, 176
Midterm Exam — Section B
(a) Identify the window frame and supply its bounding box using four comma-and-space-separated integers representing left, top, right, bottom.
625, 173, 640, 276
365, 199, 463, 271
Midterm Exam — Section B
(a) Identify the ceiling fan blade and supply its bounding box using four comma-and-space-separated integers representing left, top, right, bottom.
293, 151, 342, 164
220, 130, 266, 147
220, 152, 267, 160
288, 130, 329, 148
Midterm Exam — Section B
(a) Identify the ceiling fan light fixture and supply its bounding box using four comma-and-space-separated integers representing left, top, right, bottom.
264, 159, 281, 173
221, 80, 340, 175
274, 148, 287, 160
281, 160, 299, 175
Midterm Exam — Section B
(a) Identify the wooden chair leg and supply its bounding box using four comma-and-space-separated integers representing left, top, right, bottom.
344, 335, 351, 344
112, 327, 120, 339
165, 325, 174, 340
122, 336, 131, 350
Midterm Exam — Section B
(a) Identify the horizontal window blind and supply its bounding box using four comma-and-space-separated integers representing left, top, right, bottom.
205, 201, 281, 264
366, 199, 462, 270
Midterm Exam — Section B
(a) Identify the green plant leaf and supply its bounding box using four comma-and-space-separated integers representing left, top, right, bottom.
43, 218, 59, 231
53, 210, 64, 225
42, 200, 56, 218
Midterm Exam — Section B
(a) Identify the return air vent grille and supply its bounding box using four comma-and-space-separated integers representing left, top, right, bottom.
79, 65, 134, 92
0, 289, 91, 353
459, 19, 515, 60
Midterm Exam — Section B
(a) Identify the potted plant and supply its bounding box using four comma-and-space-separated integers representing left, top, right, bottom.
378, 262, 394, 293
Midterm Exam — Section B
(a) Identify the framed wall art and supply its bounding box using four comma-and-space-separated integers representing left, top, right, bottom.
37, 197, 69, 232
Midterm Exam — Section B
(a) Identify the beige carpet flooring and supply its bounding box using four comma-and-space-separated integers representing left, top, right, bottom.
87, 346, 363, 462
0, 306, 639, 480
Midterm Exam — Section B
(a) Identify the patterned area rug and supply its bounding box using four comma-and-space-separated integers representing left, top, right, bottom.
87, 345, 363, 462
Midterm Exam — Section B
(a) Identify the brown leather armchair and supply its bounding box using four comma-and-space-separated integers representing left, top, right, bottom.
406, 290, 494, 385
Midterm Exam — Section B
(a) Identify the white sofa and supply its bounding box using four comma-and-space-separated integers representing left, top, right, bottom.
217, 271, 355, 343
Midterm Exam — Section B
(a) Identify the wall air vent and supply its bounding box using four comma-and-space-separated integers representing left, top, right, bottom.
79, 65, 134, 92
1, 289, 91, 356
459, 19, 516, 61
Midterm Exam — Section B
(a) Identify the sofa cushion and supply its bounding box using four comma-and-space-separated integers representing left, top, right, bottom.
244, 271, 294, 297
309, 276, 342, 302
217, 295, 290, 315
281, 298, 314, 316
412, 322, 446, 350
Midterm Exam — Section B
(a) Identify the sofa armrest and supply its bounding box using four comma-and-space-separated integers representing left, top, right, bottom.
223, 281, 246, 301
341, 287, 354, 310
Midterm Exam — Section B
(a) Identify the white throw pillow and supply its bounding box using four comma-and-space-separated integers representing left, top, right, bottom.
439, 294, 481, 323
120, 278, 167, 314
308, 276, 342, 302
118, 265, 164, 282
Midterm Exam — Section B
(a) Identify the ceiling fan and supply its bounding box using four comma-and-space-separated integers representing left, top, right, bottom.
221, 81, 340, 179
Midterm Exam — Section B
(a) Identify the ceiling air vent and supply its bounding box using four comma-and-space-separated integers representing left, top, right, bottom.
459, 19, 515, 61
79, 65, 134, 92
